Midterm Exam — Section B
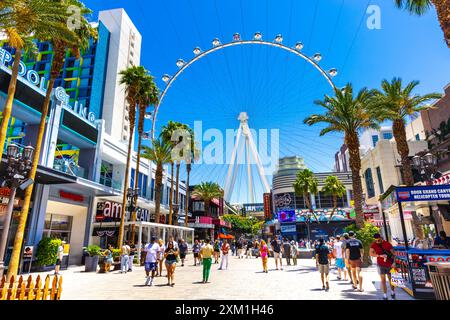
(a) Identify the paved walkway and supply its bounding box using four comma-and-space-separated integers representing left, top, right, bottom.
33, 255, 413, 300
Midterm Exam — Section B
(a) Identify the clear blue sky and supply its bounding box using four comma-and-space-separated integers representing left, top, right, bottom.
84, 0, 450, 204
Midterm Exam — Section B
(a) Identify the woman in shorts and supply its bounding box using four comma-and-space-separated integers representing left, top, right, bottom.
164, 241, 178, 286
213, 240, 220, 264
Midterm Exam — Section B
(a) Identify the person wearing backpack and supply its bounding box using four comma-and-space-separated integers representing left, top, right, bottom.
369, 233, 396, 300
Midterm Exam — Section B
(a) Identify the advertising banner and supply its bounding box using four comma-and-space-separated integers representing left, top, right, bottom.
396, 185, 450, 202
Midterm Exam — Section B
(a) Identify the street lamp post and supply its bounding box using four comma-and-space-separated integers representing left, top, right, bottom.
172, 203, 180, 226
411, 152, 441, 183
0, 144, 34, 278
127, 187, 140, 243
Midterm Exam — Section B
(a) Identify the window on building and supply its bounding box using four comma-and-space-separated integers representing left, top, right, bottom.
415, 134, 420, 141
43, 213, 73, 243
372, 135, 379, 147
382, 132, 393, 140
364, 168, 375, 198
376, 167, 384, 194
150, 178, 155, 201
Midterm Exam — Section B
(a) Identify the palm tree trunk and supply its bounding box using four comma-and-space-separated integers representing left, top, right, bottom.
168, 162, 174, 225
304, 192, 319, 223
118, 114, 135, 248
393, 120, 425, 239
6, 44, 64, 281
328, 195, 337, 223
130, 112, 144, 243
430, 0, 450, 48
346, 131, 364, 229
174, 161, 180, 226
184, 163, 191, 227
155, 164, 163, 223
0, 47, 22, 156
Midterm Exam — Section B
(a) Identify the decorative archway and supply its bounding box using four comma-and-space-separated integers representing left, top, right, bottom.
150, 32, 338, 139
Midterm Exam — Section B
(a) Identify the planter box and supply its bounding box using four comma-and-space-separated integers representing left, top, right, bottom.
84, 256, 99, 272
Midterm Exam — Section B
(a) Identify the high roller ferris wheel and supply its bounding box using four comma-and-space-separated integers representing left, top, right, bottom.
148, 31, 339, 203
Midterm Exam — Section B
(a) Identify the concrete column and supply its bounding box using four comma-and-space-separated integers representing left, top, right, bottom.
41, 89, 63, 167
83, 196, 95, 247
346, 189, 352, 207
28, 185, 50, 246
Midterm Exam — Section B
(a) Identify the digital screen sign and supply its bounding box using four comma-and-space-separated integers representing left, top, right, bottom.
277, 210, 296, 222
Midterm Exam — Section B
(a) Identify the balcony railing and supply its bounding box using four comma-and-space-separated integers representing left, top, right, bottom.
53, 158, 88, 179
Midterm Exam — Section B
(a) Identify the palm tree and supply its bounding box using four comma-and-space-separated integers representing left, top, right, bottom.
173, 124, 191, 226
141, 140, 172, 224
293, 169, 320, 222
130, 71, 159, 243
192, 182, 224, 217
369, 78, 441, 239
7, 0, 94, 281
184, 139, 201, 227
304, 84, 378, 229
117, 65, 148, 247
394, 0, 450, 48
322, 175, 347, 223
0, 0, 72, 156
160, 121, 184, 225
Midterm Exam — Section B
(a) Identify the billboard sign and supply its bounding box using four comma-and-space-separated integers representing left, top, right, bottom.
277, 210, 296, 223
395, 185, 450, 202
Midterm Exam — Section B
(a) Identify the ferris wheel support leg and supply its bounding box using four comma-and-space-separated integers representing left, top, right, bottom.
224, 126, 242, 200
226, 137, 245, 202
246, 137, 253, 204
247, 130, 271, 193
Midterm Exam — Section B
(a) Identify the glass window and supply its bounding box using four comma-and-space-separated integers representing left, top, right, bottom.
382, 132, 393, 140
372, 135, 379, 147
365, 168, 375, 198
43, 213, 73, 243
376, 167, 384, 194
415, 134, 420, 141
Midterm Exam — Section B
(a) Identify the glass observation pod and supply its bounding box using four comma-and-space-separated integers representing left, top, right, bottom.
274, 34, 283, 43
254, 32, 262, 41
193, 47, 202, 55
212, 38, 221, 47
233, 33, 241, 41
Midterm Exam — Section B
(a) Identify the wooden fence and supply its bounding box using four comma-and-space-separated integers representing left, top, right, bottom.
0, 274, 62, 300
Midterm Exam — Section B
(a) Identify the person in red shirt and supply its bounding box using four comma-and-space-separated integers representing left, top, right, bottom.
369, 233, 396, 300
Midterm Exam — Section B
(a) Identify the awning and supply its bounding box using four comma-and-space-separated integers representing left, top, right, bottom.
218, 233, 234, 239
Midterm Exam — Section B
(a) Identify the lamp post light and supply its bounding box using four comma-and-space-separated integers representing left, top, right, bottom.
127, 187, 140, 243
0, 144, 34, 278
411, 152, 441, 183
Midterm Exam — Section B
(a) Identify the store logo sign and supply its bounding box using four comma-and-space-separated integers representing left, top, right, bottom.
96, 201, 123, 222
0, 48, 47, 92
54, 87, 96, 126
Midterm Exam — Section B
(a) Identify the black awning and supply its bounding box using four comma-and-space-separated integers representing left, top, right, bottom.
1, 155, 77, 185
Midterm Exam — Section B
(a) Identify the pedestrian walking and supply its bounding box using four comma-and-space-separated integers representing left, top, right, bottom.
193, 239, 201, 266
120, 242, 130, 273
260, 240, 269, 273
219, 239, 230, 270
213, 239, 220, 264
282, 238, 291, 265
199, 238, 214, 283
128, 241, 136, 272
315, 238, 331, 291
144, 237, 159, 286
164, 241, 178, 286
333, 235, 347, 281
270, 237, 283, 270
156, 238, 165, 277
231, 240, 236, 256
179, 239, 188, 267
237, 239, 243, 258
370, 233, 396, 300
342, 233, 353, 284
291, 240, 298, 266
345, 231, 364, 292
103, 244, 113, 273
54, 241, 65, 275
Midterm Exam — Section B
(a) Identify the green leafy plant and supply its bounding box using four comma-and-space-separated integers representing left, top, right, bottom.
345, 222, 380, 267
223, 214, 263, 236
84, 245, 102, 257
36, 237, 62, 266
111, 248, 121, 261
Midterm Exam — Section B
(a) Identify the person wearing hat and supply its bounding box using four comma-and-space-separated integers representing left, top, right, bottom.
370, 233, 396, 300
144, 236, 160, 286
345, 231, 364, 292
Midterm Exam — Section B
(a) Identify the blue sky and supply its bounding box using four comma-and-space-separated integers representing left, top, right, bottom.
84, 0, 450, 203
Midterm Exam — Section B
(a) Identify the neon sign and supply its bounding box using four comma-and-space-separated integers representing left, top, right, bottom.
54, 87, 96, 126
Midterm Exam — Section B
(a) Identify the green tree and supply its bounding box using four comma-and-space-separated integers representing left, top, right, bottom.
322, 175, 347, 223
192, 182, 224, 217
369, 78, 441, 239
293, 169, 320, 222
304, 84, 378, 229
141, 140, 172, 224
394, 0, 450, 48
345, 222, 380, 267
0, 0, 72, 156
35, 237, 62, 266
7, 0, 95, 281
184, 135, 201, 227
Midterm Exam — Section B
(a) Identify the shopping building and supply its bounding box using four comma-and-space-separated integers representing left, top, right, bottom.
0, 8, 191, 271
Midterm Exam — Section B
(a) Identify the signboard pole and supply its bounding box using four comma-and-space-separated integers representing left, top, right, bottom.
381, 209, 390, 242
397, 201, 409, 250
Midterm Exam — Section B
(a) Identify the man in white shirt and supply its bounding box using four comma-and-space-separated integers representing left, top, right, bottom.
333, 235, 347, 281
144, 237, 160, 286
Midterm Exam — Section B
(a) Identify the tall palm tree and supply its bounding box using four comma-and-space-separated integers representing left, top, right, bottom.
7, 0, 95, 281
117, 65, 148, 247
369, 78, 441, 239
0, 0, 72, 156
173, 123, 191, 226
293, 169, 320, 223
394, 0, 450, 48
184, 139, 201, 227
141, 140, 172, 224
304, 84, 378, 229
160, 121, 184, 225
322, 175, 347, 223
130, 71, 159, 243
192, 182, 224, 217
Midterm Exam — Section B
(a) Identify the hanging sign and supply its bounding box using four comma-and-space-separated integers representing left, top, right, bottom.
396, 185, 450, 202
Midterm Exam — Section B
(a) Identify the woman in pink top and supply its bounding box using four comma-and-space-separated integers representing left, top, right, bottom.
260, 240, 269, 273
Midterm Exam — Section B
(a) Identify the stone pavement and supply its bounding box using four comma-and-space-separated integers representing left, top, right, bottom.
33, 255, 414, 300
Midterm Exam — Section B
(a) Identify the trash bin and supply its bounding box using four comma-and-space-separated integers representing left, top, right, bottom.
425, 262, 450, 300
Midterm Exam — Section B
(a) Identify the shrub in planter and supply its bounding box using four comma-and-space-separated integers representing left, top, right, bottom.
36, 237, 62, 267
84, 245, 102, 272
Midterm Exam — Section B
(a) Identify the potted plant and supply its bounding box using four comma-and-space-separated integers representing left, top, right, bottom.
111, 248, 122, 271
84, 245, 102, 272
36, 237, 62, 271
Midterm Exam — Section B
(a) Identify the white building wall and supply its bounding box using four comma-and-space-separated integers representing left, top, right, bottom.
405, 116, 426, 141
